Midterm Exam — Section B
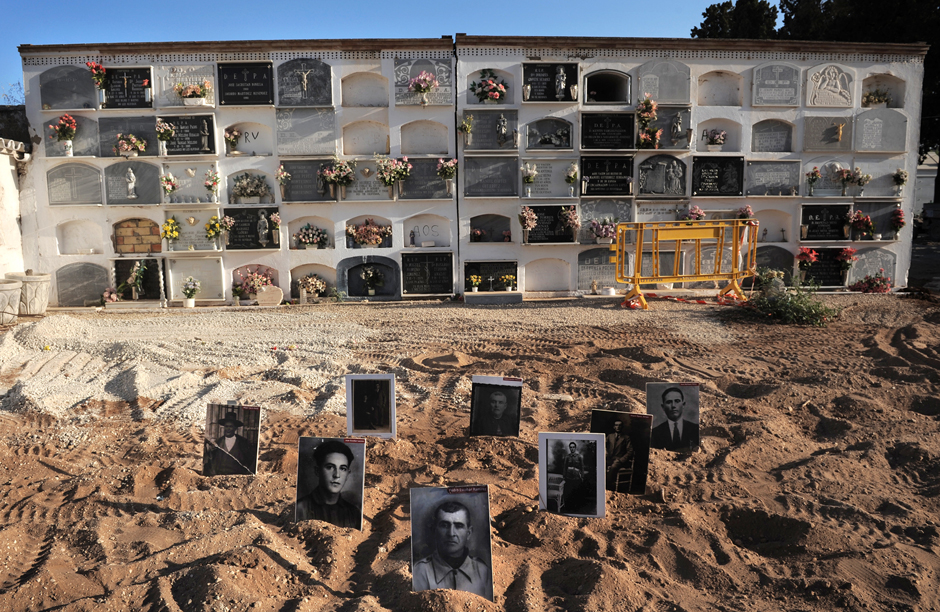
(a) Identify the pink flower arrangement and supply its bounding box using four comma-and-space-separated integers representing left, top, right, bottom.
469, 69, 508, 103
408, 71, 439, 94
796, 247, 818, 270
319, 156, 356, 186
891, 208, 906, 232
560, 206, 581, 231
204, 169, 221, 194
680, 205, 706, 221
173, 80, 212, 99
112, 133, 146, 155
48, 114, 77, 141
836, 247, 858, 271
237, 267, 275, 295
375, 156, 412, 186
849, 269, 892, 293
86, 62, 107, 89
346, 219, 392, 246
737, 205, 754, 219
519, 206, 537, 230
437, 158, 458, 180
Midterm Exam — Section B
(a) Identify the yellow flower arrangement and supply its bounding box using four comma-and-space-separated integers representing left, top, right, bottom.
469, 274, 482, 287
499, 274, 516, 286
205, 215, 224, 239
161, 216, 180, 240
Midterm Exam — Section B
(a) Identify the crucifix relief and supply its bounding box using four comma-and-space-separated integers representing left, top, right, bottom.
298, 64, 314, 98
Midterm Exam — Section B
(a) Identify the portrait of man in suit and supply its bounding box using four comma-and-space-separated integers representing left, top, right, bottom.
203, 406, 260, 476
647, 384, 700, 451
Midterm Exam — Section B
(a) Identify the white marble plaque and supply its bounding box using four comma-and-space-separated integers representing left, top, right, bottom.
806, 64, 854, 107
167, 210, 220, 252
345, 161, 390, 201
752, 63, 800, 106
166, 258, 224, 300
856, 109, 907, 152
154, 64, 215, 107
394, 59, 453, 105
276, 108, 336, 155
524, 160, 576, 198
162, 163, 216, 203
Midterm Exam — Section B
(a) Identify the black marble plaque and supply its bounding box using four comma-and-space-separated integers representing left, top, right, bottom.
105, 161, 161, 205
465, 111, 517, 151
39, 66, 97, 110
218, 63, 274, 106
801, 204, 851, 241
581, 114, 635, 150
463, 261, 518, 292
343, 259, 400, 299
400, 159, 448, 200
803, 248, 844, 286
163, 115, 216, 155
280, 160, 335, 202
277, 58, 332, 107
526, 118, 572, 150
581, 157, 634, 196
115, 258, 161, 300
746, 161, 801, 197
743, 245, 795, 287
527, 206, 575, 244
464, 157, 518, 197
56, 262, 109, 306
523, 63, 578, 102
638, 155, 687, 197
692, 156, 744, 197
401, 253, 453, 295
47, 164, 102, 205
102, 68, 152, 109
223, 207, 280, 250
98, 117, 157, 158
469, 214, 511, 243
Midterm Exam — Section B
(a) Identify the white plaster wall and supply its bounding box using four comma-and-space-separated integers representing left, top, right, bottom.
0, 154, 25, 275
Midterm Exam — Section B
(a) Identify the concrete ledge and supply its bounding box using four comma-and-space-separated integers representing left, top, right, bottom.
465, 291, 523, 305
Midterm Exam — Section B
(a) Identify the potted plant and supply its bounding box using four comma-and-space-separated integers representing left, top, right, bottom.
181, 276, 200, 308
848, 210, 874, 241
470, 228, 486, 242
469, 69, 508, 104
276, 164, 291, 200
892, 168, 909, 197
519, 206, 537, 243
565, 162, 578, 197
560, 205, 581, 241
408, 70, 439, 106
437, 158, 458, 195
521, 163, 538, 197
836, 247, 858, 285
796, 247, 818, 281
836, 168, 855, 196
590, 217, 618, 244
318, 156, 356, 199
224, 128, 242, 155
499, 274, 516, 292
890, 208, 905, 240
113, 133, 146, 157
297, 273, 327, 302
237, 267, 274, 300
636, 94, 661, 149
48, 114, 77, 157
86, 61, 108, 105
680, 205, 706, 222
346, 219, 392, 248
469, 274, 482, 292
360, 266, 384, 296
703, 129, 727, 152
161, 216, 181, 251
457, 114, 474, 145
294, 223, 329, 249
805, 166, 822, 196
204, 169, 221, 203
173, 80, 213, 105
862, 88, 891, 108
852, 167, 872, 196
848, 268, 892, 293
155, 119, 176, 156
231, 172, 271, 204
160, 173, 180, 199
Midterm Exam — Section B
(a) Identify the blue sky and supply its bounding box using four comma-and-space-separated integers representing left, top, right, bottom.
2, 0, 731, 101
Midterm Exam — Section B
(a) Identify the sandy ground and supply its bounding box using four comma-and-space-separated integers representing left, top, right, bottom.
0, 294, 938, 612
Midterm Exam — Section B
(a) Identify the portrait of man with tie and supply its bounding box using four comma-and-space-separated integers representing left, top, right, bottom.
469, 378, 522, 437
411, 486, 494, 601
647, 383, 700, 451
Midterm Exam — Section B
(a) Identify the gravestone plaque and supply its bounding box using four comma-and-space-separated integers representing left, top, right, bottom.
277, 58, 332, 107
522, 63, 579, 103
745, 161, 801, 197
154, 64, 215, 107
339, 257, 400, 299
114, 258, 162, 300
751, 120, 793, 152
856, 109, 907, 152
524, 160, 576, 198
345, 161, 388, 201
105, 161, 161, 205
803, 248, 844, 286
527, 205, 575, 244
162, 115, 216, 156
649, 107, 692, 149
465, 111, 518, 151
848, 248, 897, 285
806, 159, 852, 196
218, 63, 274, 106
636, 201, 679, 223
400, 158, 448, 200
752, 63, 801, 106
166, 258, 224, 300
803, 116, 853, 152
806, 64, 854, 107
581, 114, 635, 150
168, 210, 218, 252
743, 245, 794, 287
581, 157, 634, 196
161, 163, 215, 203
276, 108, 335, 155
401, 253, 453, 294
801, 204, 851, 241
856, 202, 898, 236
578, 248, 627, 291
463, 261, 518, 292
394, 59, 453, 105
637, 59, 691, 104
848, 157, 903, 198
39, 65, 97, 110
464, 157, 518, 197
578, 199, 633, 243
638, 155, 687, 197
45, 115, 98, 158
47, 164, 102, 205
102, 68, 152, 109
280, 160, 335, 202
98, 117, 158, 158
469, 214, 511, 243
686, 247, 735, 288
56, 262, 109, 306
526, 118, 572, 150
223, 207, 280, 250
637, 251, 680, 289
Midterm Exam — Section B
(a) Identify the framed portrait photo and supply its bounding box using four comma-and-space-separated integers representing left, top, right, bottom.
346, 374, 396, 438
468, 375, 523, 437
295, 437, 366, 530
646, 382, 701, 451
590, 409, 652, 495
202, 402, 261, 476
538, 432, 606, 518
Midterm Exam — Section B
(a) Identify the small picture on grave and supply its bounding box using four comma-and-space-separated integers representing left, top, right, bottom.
646, 383, 700, 452
539, 432, 606, 518
203, 403, 261, 476
295, 437, 366, 529
469, 376, 523, 437
590, 409, 652, 495
346, 374, 396, 438
410, 485, 493, 601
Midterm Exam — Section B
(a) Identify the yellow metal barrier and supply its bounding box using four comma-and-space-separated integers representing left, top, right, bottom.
611, 219, 759, 309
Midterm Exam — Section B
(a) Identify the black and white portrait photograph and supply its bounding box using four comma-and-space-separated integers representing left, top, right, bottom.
538, 432, 606, 518
468, 376, 523, 437
295, 437, 366, 529
646, 382, 701, 451
410, 485, 493, 601
346, 374, 396, 438
202, 403, 261, 476
590, 409, 653, 495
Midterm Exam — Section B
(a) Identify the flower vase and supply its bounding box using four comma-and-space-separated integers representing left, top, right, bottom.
233, 296, 241, 306
841, 185, 848, 196
144, 89, 152, 103
159, 141, 167, 156
852, 230, 861, 241
280, 185, 286, 201
506, 286, 514, 292
896, 185, 904, 197
522, 229, 529, 244
525, 186, 531, 197
570, 85, 578, 101
420, 92, 429, 107
445, 179, 453, 196
63, 140, 73, 157
167, 240, 175, 252
568, 185, 575, 197
522, 84, 531, 101
299, 288, 307, 305
211, 193, 219, 203
799, 270, 807, 282
859, 187, 865, 197
893, 232, 900, 240
484, 98, 498, 105
272, 230, 279, 246
707, 144, 722, 152
183, 98, 206, 106
223, 231, 230, 246
464, 132, 473, 147
98, 89, 106, 106
328, 184, 335, 199
471, 287, 478, 292
340, 185, 346, 200
184, 298, 195, 308
808, 183, 815, 196
595, 237, 612, 245
368, 289, 375, 296
843, 224, 851, 239
297, 242, 307, 250
800, 225, 808, 240
385, 185, 393, 200
398, 182, 405, 198
131, 287, 139, 301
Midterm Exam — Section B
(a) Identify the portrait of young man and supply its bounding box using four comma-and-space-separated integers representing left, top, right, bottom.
295, 437, 365, 530
410, 485, 493, 601
468, 377, 523, 437
202, 403, 261, 476
646, 382, 700, 451
346, 374, 396, 438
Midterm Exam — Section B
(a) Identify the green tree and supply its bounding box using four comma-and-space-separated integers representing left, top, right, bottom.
691, 0, 778, 39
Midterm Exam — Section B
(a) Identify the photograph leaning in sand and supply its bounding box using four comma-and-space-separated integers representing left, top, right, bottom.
202, 403, 261, 476
346, 374, 396, 438
295, 437, 366, 529
590, 409, 653, 495
468, 375, 523, 437
538, 432, 606, 518
646, 382, 700, 452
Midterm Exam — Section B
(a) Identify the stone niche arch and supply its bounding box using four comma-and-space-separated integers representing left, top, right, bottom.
57, 220, 103, 255
226, 170, 275, 203
637, 59, 690, 104
233, 264, 280, 290
751, 119, 794, 153
287, 215, 334, 249
752, 209, 792, 244
861, 73, 906, 109
345, 215, 393, 249
466, 68, 513, 105
112, 218, 162, 255
743, 245, 795, 287
342, 72, 389, 107
224, 121, 273, 156
400, 120, 448, 155
55, 262, 109, 306
469, 214, 511, 243
404, 213, 451, 247
337, 255, 400, 299
39, 65, 97, 110
290, 264, 336, 298
342, 120, 389, 155
584, 70, 631, 104
524, 258, 570, 292
697, 118, 743, 152
697, 70, 743, 106
277, 58, 332, 107
47, 163, 103, 206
